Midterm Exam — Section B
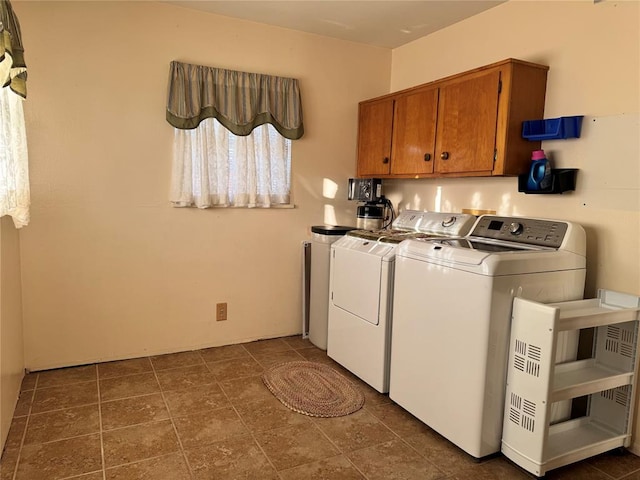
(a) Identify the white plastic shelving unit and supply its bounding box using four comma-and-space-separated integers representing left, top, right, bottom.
501, 289, 640, 477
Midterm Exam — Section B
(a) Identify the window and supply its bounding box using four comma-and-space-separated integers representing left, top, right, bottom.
166, 62, 303, 208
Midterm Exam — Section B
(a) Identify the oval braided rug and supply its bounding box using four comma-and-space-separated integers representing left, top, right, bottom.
262, 361, 365, 417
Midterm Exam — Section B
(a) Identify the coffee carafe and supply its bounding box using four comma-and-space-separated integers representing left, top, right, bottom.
347, 178, 391, 230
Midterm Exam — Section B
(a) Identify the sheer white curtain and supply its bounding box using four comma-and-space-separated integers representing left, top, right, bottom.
0, 0, 29, 227
0, 84, 29, 227
170, 118, 291, 208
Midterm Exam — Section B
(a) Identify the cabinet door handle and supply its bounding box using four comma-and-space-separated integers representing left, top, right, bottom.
383, 157, 389, 164
440, 152, 450, 160
424, 153, 431, 161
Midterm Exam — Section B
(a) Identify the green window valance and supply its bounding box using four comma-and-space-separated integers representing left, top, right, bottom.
0, 0, 27, 98
166, 61, 304, 140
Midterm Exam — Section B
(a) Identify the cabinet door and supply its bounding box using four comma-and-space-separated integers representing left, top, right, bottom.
390, 88, 438, 175
357, 98, 393, 176
435, 70, 500, 174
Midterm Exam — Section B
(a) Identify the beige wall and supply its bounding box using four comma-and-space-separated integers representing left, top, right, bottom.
386, 0, 640, 297
14, 1, 391, 370
12, 0, 638, 364
0, 217, 25, 451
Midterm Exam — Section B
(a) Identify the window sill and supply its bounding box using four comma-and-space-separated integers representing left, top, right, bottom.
173, 203, 296, 209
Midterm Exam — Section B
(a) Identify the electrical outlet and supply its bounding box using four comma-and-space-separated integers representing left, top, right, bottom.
216, 302, 227, 321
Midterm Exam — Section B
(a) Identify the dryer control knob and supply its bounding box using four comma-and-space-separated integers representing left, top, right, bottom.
442, 216, 456, 227
509, 222, 523, 235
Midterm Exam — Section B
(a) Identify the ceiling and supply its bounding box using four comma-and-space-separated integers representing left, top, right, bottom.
165, 1, 506, 49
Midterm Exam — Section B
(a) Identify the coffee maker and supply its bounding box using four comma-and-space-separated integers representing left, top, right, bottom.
347, 178, 393, 230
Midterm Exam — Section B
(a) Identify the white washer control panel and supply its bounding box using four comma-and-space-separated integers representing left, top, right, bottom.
470, 216, 568, 248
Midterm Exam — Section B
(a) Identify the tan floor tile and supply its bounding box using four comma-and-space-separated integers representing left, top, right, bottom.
98, 357, 153, 379
254, 423, 340, 471
173, 407, 248, 448
186, 435, 278, 480
101, 393, 169, 430
20, 374, 37, 392
31, 381, 98, 414
282, 335, 313, 350
13, 390, 34, 417
314, 409, 395, 453
4, 416, 27, 450
344, 373, 391, 406
587, 449, 640, 478
329, 365, 391, 407
73, 473, 104, 480
243, 338, 293, 355
404, 428, 477, 475
235, 395, 309, 432
99, 372, 160, 401
366, 401, 429, 438
156, 364, 216, 391
4, 336, 634, 480
253, 349, 305, 369
529, 460, 609, 480
15, 433, 102, 480
297, 347, 340, 366
278, 455, 366, 480
206, 357, 264, 381
219, 375, 273, 404
102, 420, 180, 468
198, 344, 249, 363
449, 456, 532, 480
36, 364, 96, 388
105, 453, 191, 480
150, 350, 204, 371
24, 404, 100, 445
0, 447, 19, 480
163, 383, 230, 417
347, 438, 444, 480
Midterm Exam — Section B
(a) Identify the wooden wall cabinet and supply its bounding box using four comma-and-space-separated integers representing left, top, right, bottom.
356, 58, 549, 179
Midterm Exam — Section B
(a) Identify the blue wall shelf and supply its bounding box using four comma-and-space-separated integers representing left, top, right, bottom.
522, 116, 584, 141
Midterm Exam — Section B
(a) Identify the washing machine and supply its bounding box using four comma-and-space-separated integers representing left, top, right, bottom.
389, 215, 587, 459
327, 210, 477, 393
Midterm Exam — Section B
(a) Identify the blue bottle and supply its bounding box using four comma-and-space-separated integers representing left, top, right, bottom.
526, 150, 552, 191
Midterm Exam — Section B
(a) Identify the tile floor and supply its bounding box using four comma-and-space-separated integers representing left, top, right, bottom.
1, 336, 640, 480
